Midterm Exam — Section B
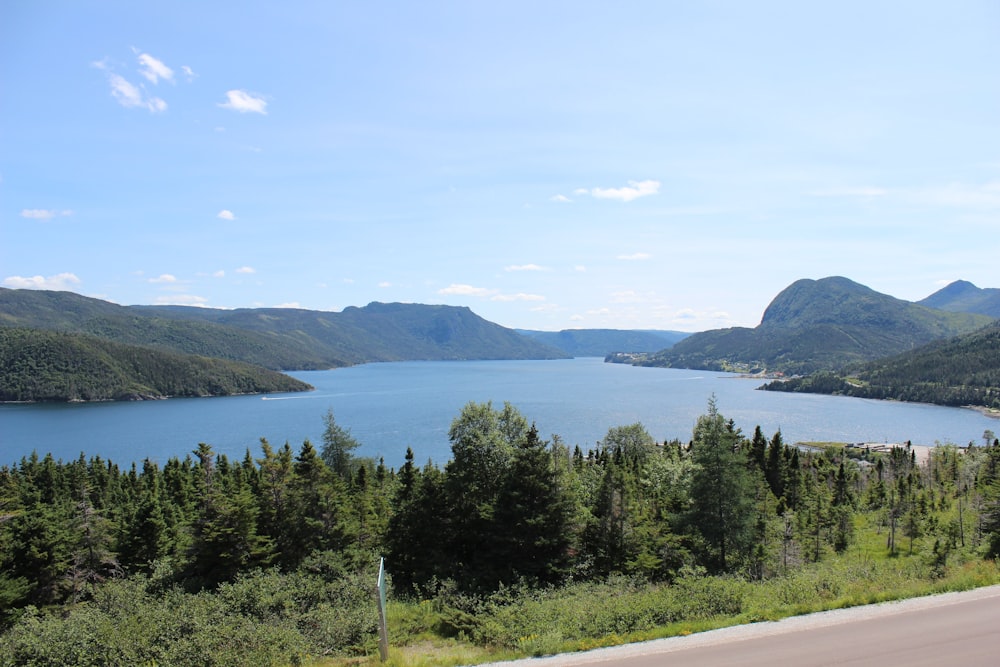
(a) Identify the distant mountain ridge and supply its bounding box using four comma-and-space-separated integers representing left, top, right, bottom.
0, 289, 567, 370
517, 328, 689, 357
630, 277, 995, 374
918, 280, 1000, 318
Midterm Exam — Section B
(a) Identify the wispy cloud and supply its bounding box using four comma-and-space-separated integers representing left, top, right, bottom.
235, 266, 256, 274
219, 90, 268, 114
136, 53, 174, 84
21, 209, 73, 220
108, 73, 166, 112
439, 283, 495, 297
2, 273, 81, 290
217, 209, 236, 220
578, 180, 661, 202
811, 186, 888, 198
550, 194, 572, 203
617, 252, 652, 261
491, 293, 545, 302
504, 264, 548, 272
154, 294, 208, 307
148, 274, 178, 283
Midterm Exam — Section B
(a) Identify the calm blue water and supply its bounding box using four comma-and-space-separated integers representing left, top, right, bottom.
1, 358, 996, 468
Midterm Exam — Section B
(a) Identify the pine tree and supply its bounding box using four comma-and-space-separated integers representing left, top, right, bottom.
686, 397, 757, 573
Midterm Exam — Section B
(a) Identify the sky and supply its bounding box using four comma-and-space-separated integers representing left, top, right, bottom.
2, 1, 998, 332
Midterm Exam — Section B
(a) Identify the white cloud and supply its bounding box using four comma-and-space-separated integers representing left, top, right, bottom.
550, 194, 571, 203
21, 209, 73, 220
811, 186, 888, 198
154, 294, 208, 307
219, 90, 268, 114
181, 65, 196, 81
2, 273, 81, 290
491, 293, 546, 302
137, 53, 174, 84
148, 274, 177, 283
617, 252, 651, 261
574, 265, 587, 272
236, 266, 256, 274
274, 302, 301, 309
217, 209, 236, 220
504, 264, 547, 272
438, 284, 495, 297
212, 270, 225, 278
583, 180, 661, 202
378, 281, 392, 288
108, 73, 167, 112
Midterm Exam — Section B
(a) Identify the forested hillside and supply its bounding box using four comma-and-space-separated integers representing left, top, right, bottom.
0, 289, 566, 370
761, 321, 1000, 409
518, 328, 689, 356
3, 401, 1000, 663
0, 327, 312, 402
634, 277, 993, 374
918, 280, 1000, 318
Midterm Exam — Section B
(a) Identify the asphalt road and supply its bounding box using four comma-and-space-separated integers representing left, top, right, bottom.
485, 585, 1000, 667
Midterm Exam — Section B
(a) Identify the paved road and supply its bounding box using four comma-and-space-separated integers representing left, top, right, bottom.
486, 585, 1000, 667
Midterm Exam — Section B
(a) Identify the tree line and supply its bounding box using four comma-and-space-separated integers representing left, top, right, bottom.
3, 400, 1000, 650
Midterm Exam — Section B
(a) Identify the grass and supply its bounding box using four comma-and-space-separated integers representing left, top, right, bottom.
311, 511, 1000, 667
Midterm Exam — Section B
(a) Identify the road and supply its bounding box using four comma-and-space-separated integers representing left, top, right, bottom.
485, 585, 1000, 667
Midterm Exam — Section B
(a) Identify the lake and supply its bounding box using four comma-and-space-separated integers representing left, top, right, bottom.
1, 358, 996, 468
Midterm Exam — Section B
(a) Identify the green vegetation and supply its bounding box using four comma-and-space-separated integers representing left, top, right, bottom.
0, 288, 567, 372
635, 277, 993, 375
762, 321, 1000, 409
517, 328, 689, 357
919, 280, 1000, 318
4, 402, 1000, 665
0, 327, 312, 402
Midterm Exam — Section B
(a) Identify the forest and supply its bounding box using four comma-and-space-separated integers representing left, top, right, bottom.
2, 400, 1000, 665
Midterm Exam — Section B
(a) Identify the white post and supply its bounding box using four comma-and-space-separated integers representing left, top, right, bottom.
376, 557, 389, 662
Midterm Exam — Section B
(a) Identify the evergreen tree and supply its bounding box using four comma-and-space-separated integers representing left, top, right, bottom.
320, 408, 361, 481
493, 424, 573, 586
686, 397, 757, 572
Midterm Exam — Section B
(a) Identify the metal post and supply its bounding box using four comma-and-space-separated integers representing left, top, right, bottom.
376, 557, 389, 662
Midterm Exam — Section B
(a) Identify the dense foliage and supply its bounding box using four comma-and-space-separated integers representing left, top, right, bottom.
517, 329, 689, 357
4, 399, 1000, 664
0, 288, 566, 371
762, 321, 1000, 409
918, 280, 1000, 318
634, 277, 993, 374
0, 327, 312, 402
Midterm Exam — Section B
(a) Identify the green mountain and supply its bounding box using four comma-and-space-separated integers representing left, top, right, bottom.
0, 327, 313, 402
0, 289, 567, 370
516, 328, 690, 357
760, 320, 1000, 410
918, 280, 1000, 318
634, 277, 994, 374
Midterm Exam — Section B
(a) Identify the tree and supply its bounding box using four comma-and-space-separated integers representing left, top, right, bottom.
320, 409, 361, 481
686, 397, 757, 572
444, 401, 527, 590
493, 424, 573, 586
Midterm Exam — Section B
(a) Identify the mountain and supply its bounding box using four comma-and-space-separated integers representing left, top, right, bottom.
516, 329, 690, 357
0, 289, 567, 370
761, 320, 1000, 410
0, 327, 313, 402
918, 280, 1000, 318
633, 277, 994, 374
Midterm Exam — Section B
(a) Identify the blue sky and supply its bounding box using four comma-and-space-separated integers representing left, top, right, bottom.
2, 1, 998, 332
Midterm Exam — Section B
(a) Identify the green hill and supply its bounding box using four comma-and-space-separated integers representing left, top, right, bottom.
0, 289, 567, 370
635, 277, 994, 374
761, 320, 1000, 409
918, 280, 1000, 318
516, 328, 690, 357
0, 327, 313, 402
